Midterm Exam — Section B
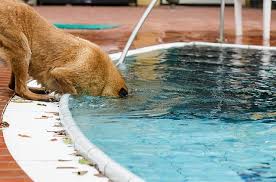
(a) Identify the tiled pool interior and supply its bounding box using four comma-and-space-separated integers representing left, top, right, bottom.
69, 45, 276, 182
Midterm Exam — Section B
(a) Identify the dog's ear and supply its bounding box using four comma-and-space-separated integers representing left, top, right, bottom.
50, 67, 77, 95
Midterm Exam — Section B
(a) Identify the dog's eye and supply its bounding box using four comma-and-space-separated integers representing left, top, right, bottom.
119, 88, 128, 97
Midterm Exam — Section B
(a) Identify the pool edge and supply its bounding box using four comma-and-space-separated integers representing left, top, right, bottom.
59, 41, 276, 182
59, 94, 144, 182
110, 41, 276, 61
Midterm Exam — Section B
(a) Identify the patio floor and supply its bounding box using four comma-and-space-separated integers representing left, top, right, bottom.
0, 62, 32, 182
34, 5, 276, 51
1, 4, 276, 181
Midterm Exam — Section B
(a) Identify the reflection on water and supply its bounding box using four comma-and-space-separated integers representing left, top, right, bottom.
70, 46, 276, 182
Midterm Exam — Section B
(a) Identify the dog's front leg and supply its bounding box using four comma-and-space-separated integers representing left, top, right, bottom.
11, 57, 55, 101
3, 32, 55, 101
9, 72, 50, 94
8, 71, 15, 90
9, 71, 49, 94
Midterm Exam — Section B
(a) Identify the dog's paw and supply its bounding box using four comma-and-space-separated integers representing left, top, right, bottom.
29, 87, 50, 95
47, 95, 60, 102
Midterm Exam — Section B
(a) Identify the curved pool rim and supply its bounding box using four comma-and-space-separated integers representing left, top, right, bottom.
59, 41, 276, 182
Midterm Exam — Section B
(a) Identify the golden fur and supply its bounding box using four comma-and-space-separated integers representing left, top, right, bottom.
0, 0, 128, 101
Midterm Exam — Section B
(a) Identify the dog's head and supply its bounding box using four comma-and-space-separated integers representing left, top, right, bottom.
53, 41, 128, 98
74, 45, 128, 98
101, 63, 128, 98
100, 53, 128, 98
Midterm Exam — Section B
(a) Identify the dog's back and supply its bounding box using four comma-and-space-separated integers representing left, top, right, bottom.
0, 0, 128, 101
0, 0, 23, 62
3, 0, 19, 2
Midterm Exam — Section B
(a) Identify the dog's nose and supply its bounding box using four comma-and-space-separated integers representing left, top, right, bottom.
119, 88, 128, 97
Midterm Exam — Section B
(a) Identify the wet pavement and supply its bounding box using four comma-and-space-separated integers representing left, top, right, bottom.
34, 5, 276, 50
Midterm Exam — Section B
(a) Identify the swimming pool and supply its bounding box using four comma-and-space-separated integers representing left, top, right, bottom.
66, 43, 276, 182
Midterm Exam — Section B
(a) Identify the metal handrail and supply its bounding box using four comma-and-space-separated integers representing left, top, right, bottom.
117, 0, 226, 66
116, 0, 158, 66
219, 0, 225, 43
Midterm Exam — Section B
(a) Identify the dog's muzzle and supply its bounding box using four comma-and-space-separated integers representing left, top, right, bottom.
119, 88, 128, 97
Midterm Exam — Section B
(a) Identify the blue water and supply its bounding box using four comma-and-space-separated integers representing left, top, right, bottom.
69, 46, 276, 182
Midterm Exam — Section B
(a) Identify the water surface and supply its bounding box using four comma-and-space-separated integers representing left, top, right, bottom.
70, 46, 276, 182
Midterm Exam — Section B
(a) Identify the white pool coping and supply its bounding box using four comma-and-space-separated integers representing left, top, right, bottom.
3, 88, 109, 182
59, 41, 276, 182
60, 95, 144, 182
2, 41, 276, 182
110, 41, 276, 61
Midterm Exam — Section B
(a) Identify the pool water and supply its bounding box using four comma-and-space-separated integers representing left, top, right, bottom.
69, 46, 276, 182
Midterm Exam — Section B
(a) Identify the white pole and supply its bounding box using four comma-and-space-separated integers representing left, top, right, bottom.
263, 0, 272, 41
219, 0, 225, 42
116, 0, 158, 66
234, 0, 243, 36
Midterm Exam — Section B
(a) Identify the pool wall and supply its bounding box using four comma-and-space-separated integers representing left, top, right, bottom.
59, 41, 276, 182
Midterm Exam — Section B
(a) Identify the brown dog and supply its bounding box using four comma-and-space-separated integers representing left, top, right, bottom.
0, 0, 128, 101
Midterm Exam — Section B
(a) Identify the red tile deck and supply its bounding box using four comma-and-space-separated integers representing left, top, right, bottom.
34, 6, 276, 48
1, 4, 276, 182
0, 62, 32, 181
